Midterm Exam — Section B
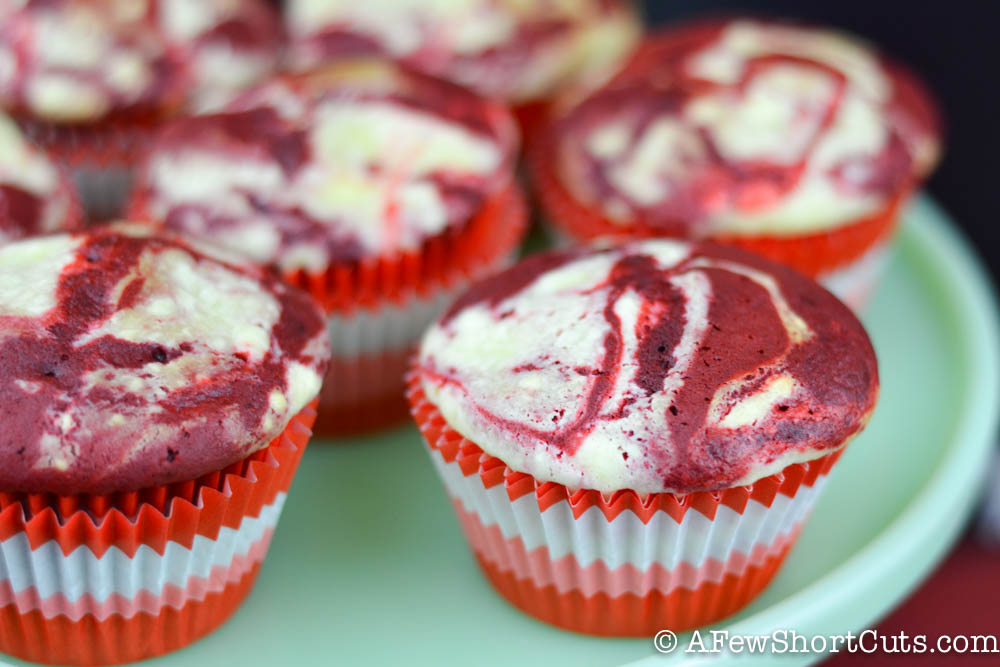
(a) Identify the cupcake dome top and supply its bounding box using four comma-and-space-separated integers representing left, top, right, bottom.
159, 0, 283, 112
132, 59, 519, 272
0, 225, 330, 495
418, 239, 878, 494
284, 0, 640, 104
0, 0, 282, 122
0, 115, 78, 243
545, 18, 941, 238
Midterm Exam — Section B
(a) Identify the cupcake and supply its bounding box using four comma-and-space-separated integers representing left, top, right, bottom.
409, 239, 879, 635
0, 224, 329, 664
129, 59, 527, 435
159, 0, 284, 112
0, 0, 283, 221
529, 18, 941, 310
0, 114, 82, 244
283, 0, 641, 137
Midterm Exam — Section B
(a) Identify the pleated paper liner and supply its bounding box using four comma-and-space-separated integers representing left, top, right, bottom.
126, 180, 528, 314
527, 132, 909, 280
296, 181, 527, 436
17, 104, 181, 223
1, 561, 263, 667
312, 229, 522, 437
281, 182, 529, 313
314, 347, 413, 436
475, 538, 797, 636
0, 400, 317, 665
408, 373, 844, 635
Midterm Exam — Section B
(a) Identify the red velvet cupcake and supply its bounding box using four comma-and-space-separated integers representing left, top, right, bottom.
129, 59, 527, 435
529, 18, 942, 310
0, 0, 283, 221
410, 238, 879, 635
0, 224, 329, 665
0, 114, 82, 244
283, 0, 641, 137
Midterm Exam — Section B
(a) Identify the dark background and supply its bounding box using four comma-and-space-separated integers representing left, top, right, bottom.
642, 1, 999, 283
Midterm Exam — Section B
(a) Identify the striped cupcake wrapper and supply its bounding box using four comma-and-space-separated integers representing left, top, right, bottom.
0, 401, 317, 665
408, 375, 843, 636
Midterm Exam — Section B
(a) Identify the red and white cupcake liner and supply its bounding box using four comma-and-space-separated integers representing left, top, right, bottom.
0, 401, 317, 665
318, 282, 480, 435
408, 377, 843, 636
19, 117, 170, 223
302, 183, 529, 436
284, 182, 528, 313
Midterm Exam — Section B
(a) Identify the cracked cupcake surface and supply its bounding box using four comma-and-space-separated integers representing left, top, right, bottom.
549, 18, 940, 237
0, 115, 77, 243
0, 225, 330, 495
133, 59, 518, 272
417, 239, 878, 494
284, 0, 639, 105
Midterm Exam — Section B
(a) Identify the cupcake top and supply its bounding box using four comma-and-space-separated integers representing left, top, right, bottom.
0, 0, 281, 123
160, 0, 283, 111
418, 239, 879, 494
284, 0, 640, 105
0, 114, 77, 243
547, 18, 941, 238
0, 224, 330, 495
132, 59, 518, 273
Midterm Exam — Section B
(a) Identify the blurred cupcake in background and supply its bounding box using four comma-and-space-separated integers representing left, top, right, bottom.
283, 0, 641, 137
529, 18, 942, 310
0, 224, 329, 665
159, 0, 284, 112
410, 238, 880, 635
0, 0, 283, 221
129, 59, 527, 436
0, 113, 82, 244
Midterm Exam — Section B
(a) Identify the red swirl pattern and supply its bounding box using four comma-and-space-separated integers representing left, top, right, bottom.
418, 240, 878, 494
0, 228, 329, 495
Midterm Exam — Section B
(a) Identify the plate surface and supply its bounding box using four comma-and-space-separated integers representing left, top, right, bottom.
2, 195, 998, 667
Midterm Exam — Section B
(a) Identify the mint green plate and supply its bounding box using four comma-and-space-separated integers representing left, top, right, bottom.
2, 195, 998, 667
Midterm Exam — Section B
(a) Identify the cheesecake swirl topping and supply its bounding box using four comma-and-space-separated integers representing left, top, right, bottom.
552, 19, 940, 237
0, 225, 329, 494
0, 0, 281, 121
285, 0, 640, 104
135, 59, 517, 272
418, 240, 878, 494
